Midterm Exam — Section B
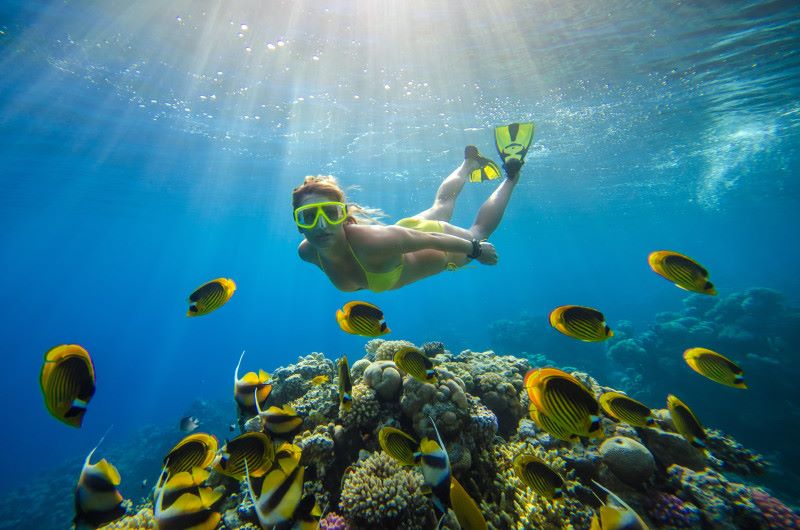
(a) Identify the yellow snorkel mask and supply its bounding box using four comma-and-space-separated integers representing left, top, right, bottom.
294, 201, 348, 229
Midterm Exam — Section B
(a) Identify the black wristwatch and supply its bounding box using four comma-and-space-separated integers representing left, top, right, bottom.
467, 239, 482, 259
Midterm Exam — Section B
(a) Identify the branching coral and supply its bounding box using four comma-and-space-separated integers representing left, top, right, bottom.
339, 452, 429, 530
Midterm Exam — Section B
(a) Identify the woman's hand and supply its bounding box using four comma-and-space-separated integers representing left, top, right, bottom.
475, 241, 498, 265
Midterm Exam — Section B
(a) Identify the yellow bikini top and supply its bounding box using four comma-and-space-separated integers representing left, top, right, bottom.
318, 242, 403, 293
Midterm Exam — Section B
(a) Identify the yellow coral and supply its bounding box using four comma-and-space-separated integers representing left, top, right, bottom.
99, 507, 156, 529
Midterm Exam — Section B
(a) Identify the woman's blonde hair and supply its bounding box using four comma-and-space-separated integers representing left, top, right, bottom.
292, 175, 385, 224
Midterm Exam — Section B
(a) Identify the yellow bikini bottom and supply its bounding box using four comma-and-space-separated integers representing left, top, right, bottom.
395, 217, 459, 271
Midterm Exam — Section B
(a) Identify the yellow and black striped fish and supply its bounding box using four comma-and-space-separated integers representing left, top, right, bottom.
187, 277, 236, 316
414, 418, 451, 513
291, 494, 323, 530
525, 368, 602, 438
246, 460, 306, 528
684, 347, 746, 389
379, 426, 419, 466
40, 344, 96, 428
450, 476, 489, 530
156, 467, 210, 509
215, 432, 274, 480
598, 392, 656, 428
274, 443, 303, 474
549, 305, 613, 342
648, 250, 716, 295
256, 403, 303, 435
513, 454, 565, 500
233, 350, 272, 411
667, 394, 707, 451
154, 467, 224, 530
337, 355, 353, 412
589, 480, 649, 530
163, 433, 219, 476
336, 301, 390, 337
529, 402, 580, 443
74, 443, 125, 530
394, 346, 437, 385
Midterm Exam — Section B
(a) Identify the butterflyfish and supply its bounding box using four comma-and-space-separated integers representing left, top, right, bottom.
589, 480, 649, 530
525, 368, 602, 438
513, 454, 565, 500
337, 355, 353, 412
449, 476, 488, 530
156, 467, 210, 508
683, 347, 746, 389
154, 467, 224, 530
73, 440, 125, 530
256, 399, 303, 436
414, 416, 451, 513
40, 344, 96, 428
187, 277, 236, 316
549, 305, 613, 342
214, 432, 274, 480
394, 346, 437, 385
529, 402, 580, 443
648, 250, 716, 295
163, 433, 219, 476
234, 350, 272, 411
667, 394, 707, 450
179, 416, 200, 433
598, 392, 656, 428
379, 426, 419, 466
310, 374, 329, 386
245, 459, 306, 528
336, 301, 390, 337
275, 443, 303, 474
291, 494, 323, 530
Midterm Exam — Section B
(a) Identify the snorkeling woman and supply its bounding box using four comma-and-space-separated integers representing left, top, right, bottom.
293, 123, 534, 293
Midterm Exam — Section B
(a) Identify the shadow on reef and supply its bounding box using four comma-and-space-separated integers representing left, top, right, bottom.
489, 287, 800, 503
5, 325, 800, 529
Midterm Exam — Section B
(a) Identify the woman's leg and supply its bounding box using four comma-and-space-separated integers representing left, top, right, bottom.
412, 159, 475, 221
468, 177, 518, 241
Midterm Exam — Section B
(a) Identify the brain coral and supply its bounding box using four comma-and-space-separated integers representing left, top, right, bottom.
599, 436, 656, 485
340, 451, 429, 530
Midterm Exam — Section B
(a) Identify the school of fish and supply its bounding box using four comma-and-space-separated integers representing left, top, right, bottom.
38, 248, 749, 529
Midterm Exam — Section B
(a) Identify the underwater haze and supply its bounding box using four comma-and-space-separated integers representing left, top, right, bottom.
1, 0, 799, 527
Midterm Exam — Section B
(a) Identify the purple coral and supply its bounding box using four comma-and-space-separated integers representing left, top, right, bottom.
751, 489, 800, 529
647, 492, 702, 528
319, 512, 349, 530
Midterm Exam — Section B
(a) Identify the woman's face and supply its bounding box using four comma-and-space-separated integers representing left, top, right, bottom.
296, 192, 346, 249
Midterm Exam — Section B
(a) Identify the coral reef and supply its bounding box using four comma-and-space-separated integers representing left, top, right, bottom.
11, 324, 797, 530
750, 488, 800, 529
598, 436, 655, 486
101, 507, 156, 529
666, 464, 765, 528
339, 452, 429, 530
647, 492, 703, 529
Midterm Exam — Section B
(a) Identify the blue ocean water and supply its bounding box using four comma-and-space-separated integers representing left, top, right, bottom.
1, 0, 798, 519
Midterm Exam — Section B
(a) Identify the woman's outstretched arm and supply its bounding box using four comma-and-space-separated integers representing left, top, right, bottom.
353, 225, 498, 265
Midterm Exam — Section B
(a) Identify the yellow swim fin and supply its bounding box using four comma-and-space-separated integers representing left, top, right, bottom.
494, 122, 534, 177
464, 145, 502, 182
